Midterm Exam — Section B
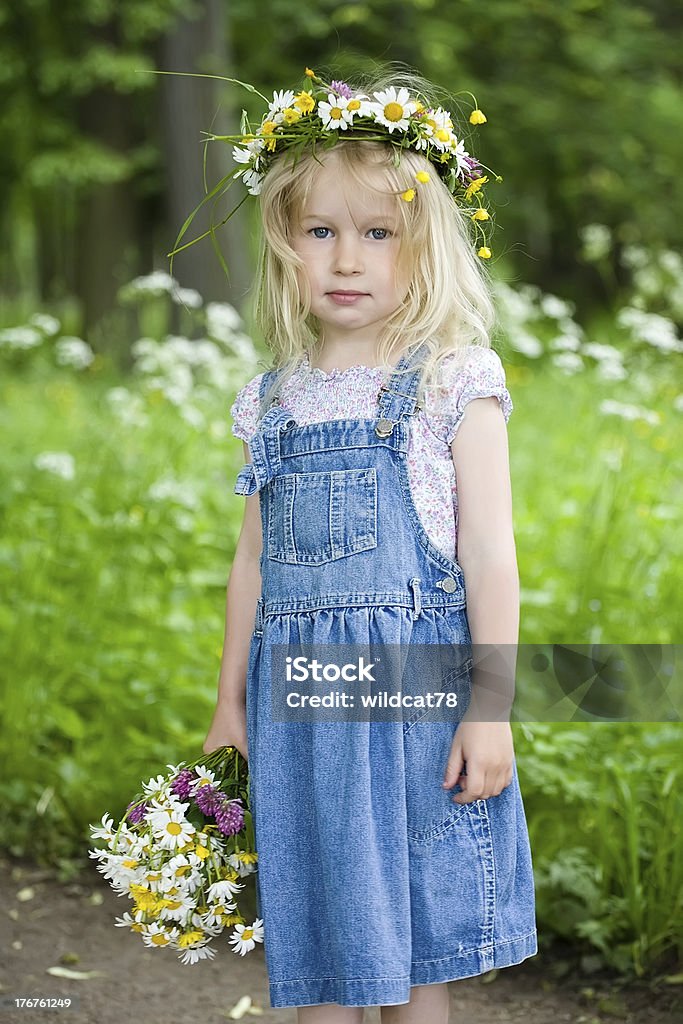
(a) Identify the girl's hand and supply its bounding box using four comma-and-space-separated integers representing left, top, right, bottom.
442, 720, 514, 804
203, 702, 248, 761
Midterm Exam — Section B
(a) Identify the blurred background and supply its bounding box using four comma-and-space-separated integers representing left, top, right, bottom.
1, 0, 681, 1007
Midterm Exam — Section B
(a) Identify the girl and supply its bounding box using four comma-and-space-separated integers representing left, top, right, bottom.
203, 66, 537, 1023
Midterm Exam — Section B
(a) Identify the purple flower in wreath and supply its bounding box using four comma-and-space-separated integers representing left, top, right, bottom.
329, 80, 354, 99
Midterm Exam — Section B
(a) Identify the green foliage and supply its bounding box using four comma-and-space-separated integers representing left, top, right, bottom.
0, 0, 192, 208
515, 722, 683, 976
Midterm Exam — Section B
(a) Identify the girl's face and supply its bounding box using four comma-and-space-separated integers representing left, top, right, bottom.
290, 152, 411, 351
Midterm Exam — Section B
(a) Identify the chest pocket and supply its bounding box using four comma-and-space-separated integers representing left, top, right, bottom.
267, 468, 377, 565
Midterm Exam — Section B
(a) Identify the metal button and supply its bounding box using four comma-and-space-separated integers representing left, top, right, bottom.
375, 418, 395, 438
439, 576, 457, 593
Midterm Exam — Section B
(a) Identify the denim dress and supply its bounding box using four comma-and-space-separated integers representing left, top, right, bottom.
233, 339, 538, 1009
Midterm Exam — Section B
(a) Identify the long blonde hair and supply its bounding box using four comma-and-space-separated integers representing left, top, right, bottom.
252, 67, 498, 412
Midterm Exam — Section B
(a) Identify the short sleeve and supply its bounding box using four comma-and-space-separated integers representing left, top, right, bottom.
229, 373, 265, 442
425, 346, 514, 446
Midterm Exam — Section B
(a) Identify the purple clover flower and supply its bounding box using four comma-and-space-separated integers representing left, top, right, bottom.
329, 80, 353, 99
170, 768, 195, 799
126, 799, 149, 825
214, 797, 245, 837
194, 782, 222, 817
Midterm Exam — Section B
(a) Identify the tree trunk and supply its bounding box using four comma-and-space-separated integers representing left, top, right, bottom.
157, 0, 252, 317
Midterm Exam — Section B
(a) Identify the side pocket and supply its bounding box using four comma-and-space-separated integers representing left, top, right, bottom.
403, 717, 485, 842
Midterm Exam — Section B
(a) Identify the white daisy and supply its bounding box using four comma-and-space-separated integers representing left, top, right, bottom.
141, 921, 180, 949
368, 86, 418, 132
101, 851, 148, 889
188, 765, 218, 793
203, 899, 238, 927
177, 941, 217, 965
113, 909, 145, 929
317, 93, 355, 130
243, 168, 264, 195
88, 813, 116, 842
207, 877, 244, 902
157, 892, 196, 924
414, 106, 453, 148
148, 805, 196, 851
267, 89, 296, 124
228, 852, 258, 878
163, 853, 202, 890
449, 137, 472, 178
141, 773, 173, 798
228, 918, 264, 956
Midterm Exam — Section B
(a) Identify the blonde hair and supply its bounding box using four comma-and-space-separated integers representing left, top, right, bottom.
252, 66, 499, 412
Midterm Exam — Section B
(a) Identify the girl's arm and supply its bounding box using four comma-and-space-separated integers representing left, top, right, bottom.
443, 396, 518, 802
203, 442, 263, 756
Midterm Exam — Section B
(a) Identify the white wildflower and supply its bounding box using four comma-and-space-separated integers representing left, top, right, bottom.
55, 336, 95, 369
33, 451, 75, 480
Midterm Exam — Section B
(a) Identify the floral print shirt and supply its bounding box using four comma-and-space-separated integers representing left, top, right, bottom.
230, 346, 513, 561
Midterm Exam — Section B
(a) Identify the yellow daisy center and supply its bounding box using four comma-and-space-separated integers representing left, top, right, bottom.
241, 928, 254, 941
166, 821, 182, 836
384, 102, 404, 122
347, 99, 361, 111
435, 128, 450, 142
151, 932, 169, 945
330, 106, 343, 120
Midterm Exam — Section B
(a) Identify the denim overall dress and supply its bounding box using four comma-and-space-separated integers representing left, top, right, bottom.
233, 340, 538, 1009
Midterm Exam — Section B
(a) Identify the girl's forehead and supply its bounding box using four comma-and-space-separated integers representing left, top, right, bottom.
300, 164, 397, 219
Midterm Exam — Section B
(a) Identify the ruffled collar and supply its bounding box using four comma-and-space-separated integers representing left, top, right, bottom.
300, 351, 386, 380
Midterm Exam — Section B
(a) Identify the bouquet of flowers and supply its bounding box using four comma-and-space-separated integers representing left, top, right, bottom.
88, 745, 263, 964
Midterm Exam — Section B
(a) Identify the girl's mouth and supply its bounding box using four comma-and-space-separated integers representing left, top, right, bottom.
327, 292, 368, 305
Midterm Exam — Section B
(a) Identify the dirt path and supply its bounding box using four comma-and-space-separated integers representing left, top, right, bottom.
1, 854, 679, 1024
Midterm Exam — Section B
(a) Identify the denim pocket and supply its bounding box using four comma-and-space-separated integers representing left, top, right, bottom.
403, 718, 484, 842
267, 468, 378, 565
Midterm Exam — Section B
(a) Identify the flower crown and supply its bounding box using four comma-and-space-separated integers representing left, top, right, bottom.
169, 67, 503, 270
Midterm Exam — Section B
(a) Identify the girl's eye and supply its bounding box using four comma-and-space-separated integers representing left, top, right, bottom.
369, 228, 391, 240
310, 227, 331, 239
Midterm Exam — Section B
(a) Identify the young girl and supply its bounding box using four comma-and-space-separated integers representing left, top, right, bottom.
203, 66, 537, 1022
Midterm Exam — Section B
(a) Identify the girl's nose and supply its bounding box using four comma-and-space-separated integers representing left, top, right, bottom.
333, 236, 363, 275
